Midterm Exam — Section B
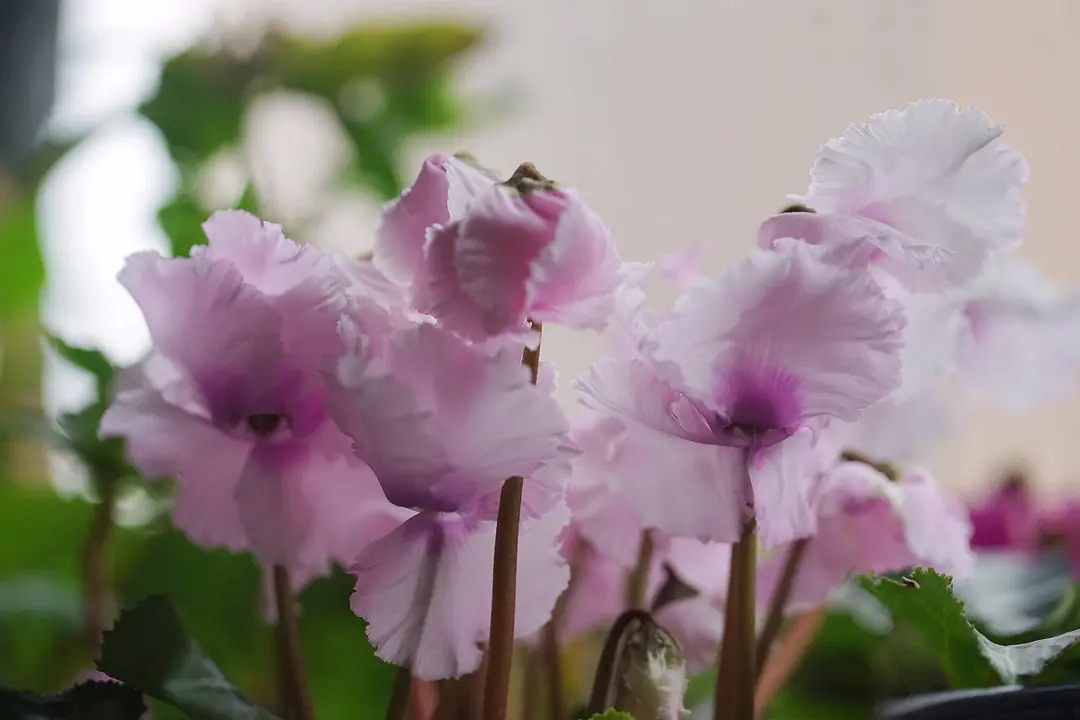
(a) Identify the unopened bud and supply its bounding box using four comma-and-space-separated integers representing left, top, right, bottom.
599, 612, 687, 720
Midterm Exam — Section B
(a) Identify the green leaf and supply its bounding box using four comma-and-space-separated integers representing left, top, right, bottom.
860, 570, 1000, 688
588, 711, 635, 720
0, 200, 44, 316
141, 54, 249, 165
0, 680, 147, 720
46, 334, 115, 402
98, 595, 282, 720
860, 569, 1080, 688
272, 22, 483, 100
158, 193, 210, 258
58, 402, 130, 490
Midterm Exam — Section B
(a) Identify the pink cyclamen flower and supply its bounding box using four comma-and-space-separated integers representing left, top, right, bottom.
967, 473, 1039, 552
416, 163, 623, 339
960, 258, 1080, 412
578, 242, 905, 546
758, 99, 1029, 291
326, 323, 573, 679
101, 210, 400, 588
374, 153, 495, 285
758, 459, 974, 612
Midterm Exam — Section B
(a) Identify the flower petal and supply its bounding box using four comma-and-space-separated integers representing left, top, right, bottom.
648, 243, 905, 423
748, 429, 820, 548
525, 194, 621, 330
117, 251, 284, 415
374, 154, 495, 285
351, 502, 570, 680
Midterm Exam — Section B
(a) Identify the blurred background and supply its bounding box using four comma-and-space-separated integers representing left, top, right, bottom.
4, 0, 1080, 717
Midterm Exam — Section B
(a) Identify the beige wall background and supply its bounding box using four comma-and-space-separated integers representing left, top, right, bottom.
45, 0, 1080, 498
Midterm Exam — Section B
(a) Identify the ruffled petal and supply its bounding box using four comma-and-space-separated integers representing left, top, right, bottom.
615, 424, 747, 543
351, 502, 570, 680
418, 187, 547, 339
330, 324, 571, 515
235, 443, 316, 572
795, 99, 1029, 290
659, 241, 707, 291
199, 210, 332, 296
648, 243, 905, 423
748, 429, 821, 548
525, 194, 621, 330
101, 366, 252, 551
375, 154, 496, 286
117, 251, 284, 416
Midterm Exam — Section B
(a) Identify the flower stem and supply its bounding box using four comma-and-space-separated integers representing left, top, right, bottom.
755, 538, 809, 676
483, 320, 543, 720
626, 529, 655, 610
385, 667, 411, 720
753, 608, 826, 717
273, 565, 315, 720
82, 478, 116, 652
713, 522, 757, 720
541, 621, 564, 720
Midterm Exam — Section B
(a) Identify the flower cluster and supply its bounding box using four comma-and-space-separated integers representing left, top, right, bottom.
102, 100, 1072, 715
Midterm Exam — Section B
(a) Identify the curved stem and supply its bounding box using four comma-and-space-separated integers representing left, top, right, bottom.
82, 479, 116, 652
755, 538, 809, 676
273, 566, 315, 720
585, 609, 653, 716
483, 321, 543, 720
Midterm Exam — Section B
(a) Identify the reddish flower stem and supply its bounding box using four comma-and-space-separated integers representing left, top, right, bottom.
273, 566, 315, 720
755, 537, 809, 676
754, 608, 826, 717
713, 522, 757, 720
385, 667, 411, 720
483, 321, 543, 720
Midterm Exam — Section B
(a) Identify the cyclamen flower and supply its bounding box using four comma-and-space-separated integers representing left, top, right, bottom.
374, 153, 495, 286
101, 211, 400, 588
759, 99, 1029, 291
758, 459, 974, 612
578, 241, 905, 546
960, 258, 1080, 411
326, 323, 573, 679
967, 473, 1040, 553
416, 163, 623, 339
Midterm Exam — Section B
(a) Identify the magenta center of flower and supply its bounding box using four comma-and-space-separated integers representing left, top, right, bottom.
245, 413, 289, 438
711, 360, 803, 448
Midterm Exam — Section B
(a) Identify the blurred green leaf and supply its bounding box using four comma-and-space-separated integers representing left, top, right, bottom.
861, 569, 1080, 690
0, 680, 146, 720
15, 136, 85, 188
0, 200, 44, 316
158, 193, 209, 258
0, 484, 144, 689
272, 23, 483, 100
861, 570, 1002, 689
141, 54, 249, 165
58, 403, 130, 490
46, 334, 115, 403
587, 711, 634, 720
98, 595, 281, 720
